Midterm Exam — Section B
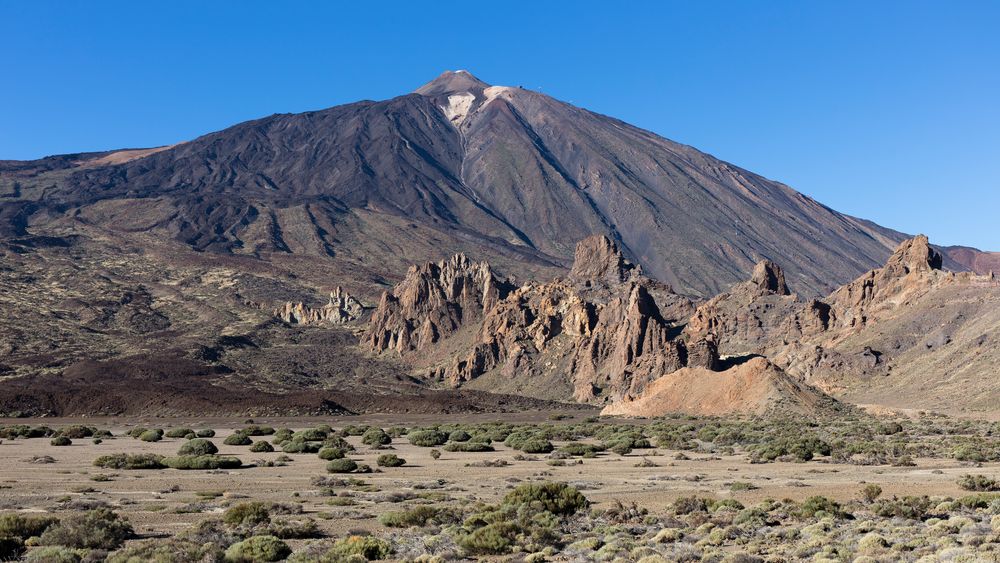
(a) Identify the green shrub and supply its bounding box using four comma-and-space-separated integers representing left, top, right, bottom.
272, 429, 293, 444
957, 474, 1000, 492
860, 483, 883, 503
304, 536, 392, 561
93, 453, 165, 470
177, 438, 218, 456
318, 447, 345, 460
138, 430, 163, 442
165, 428, 193, 438
519, 439, 553, 454
430, 449, 441, 460
242, 425, 275, 436
456, 521, 520, 555
162, 455, 242, 470
106, 538, 223, 563
223, 535, 291, 562
449, 429, 472, 442
326, 459, 359, 473
444, 441, 494, 452
127, 427, 148, 439
799, 496, 844, 518
291, 428, 328, 442
0, 513, 59, 539
362, 428, 391, 446
502, 482, 588, 516
224, 502, 271, 527
378, 505, 444, 527
871, 495, 933, 519
408, 430, 447, 447
38, 508, 132, 549
195, 429, 216, 438
23, 545, 82, 563
282, 440, 322, 454
56, 425, 94, 439
250, 441, 275, 453
223, 432, 252, 446
376, 454, 405, 467
558, 442, 604, 457
50, 436, 72, 446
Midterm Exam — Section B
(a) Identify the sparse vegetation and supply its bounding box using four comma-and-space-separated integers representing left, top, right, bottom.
376, 453, 405, 467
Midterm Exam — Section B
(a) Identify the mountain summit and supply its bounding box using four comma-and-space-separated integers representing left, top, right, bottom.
0, 70, 943, 296
414, 70, 490, 96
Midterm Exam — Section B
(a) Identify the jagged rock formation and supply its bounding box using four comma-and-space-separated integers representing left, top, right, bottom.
683, 259, 799, 356
274, 287, 364, 325
366, 235, 719, 405
365, 254, 513, 354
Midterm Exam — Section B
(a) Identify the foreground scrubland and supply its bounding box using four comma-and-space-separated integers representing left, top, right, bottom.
0, 412, 999, 561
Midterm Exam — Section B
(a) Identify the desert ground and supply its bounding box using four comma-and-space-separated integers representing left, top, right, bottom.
0, 412, 999, 561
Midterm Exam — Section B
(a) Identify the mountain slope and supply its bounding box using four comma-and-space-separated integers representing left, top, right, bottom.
0, 70, 926, 297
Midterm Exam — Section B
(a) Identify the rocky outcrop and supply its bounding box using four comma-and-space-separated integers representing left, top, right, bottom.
365, 254, 514, 354
274, 287, 364, 325
366, 237, 719, 405
683, 259, 799, 355
568, 235, 638, 285
826, 235, 944, 330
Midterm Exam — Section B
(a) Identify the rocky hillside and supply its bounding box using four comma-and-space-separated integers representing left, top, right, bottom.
362, 234, 999, 417
0, 70, 938, 298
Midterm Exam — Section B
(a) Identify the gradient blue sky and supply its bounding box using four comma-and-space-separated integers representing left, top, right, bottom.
2, 1, 997, 249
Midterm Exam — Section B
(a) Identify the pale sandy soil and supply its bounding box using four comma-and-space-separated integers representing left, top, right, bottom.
0, 415, 997, 553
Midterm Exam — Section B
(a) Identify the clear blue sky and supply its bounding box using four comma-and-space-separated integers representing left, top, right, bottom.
2, 1, 997, 250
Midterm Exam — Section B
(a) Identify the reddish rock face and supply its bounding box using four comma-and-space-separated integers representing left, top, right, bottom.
364, 254, 513, 354
274, 287, 364, 325
363, 236, 715, 404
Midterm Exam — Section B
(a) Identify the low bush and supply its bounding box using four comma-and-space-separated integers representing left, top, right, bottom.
0, 513, 60, 539
957, 474, 1000, 492
444, 441, 494, 452
93, 453, 165, 470
223, 535, 291, 562
297, 536, 392, 561
318, 447, 345, 460
242, 425, 275, 436
50, 436, 72, 446
137, 429, 163, 442
165, 428, 193, 438
326, 459, 359, 473
250, 441, 275, 453
362, 427, 391, 446
519, 439, 554, 454
558, 442, 604, 457
38, 508, 133, 550
56, 425, 94, 440
224, 502, 271, 528
379, 505, 442, 527
177, 438, 218, 456
449, 429, 472, 442
106, 538, 223, 563
23, 546, 82, 563
162, 455, 242, 470
223, 432, 252, 446
195, 429, 216, 438
408, 430, 447, 447
376, 454, 405, 467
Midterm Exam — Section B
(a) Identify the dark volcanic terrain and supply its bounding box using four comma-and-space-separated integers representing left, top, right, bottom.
0, 70, 997, 417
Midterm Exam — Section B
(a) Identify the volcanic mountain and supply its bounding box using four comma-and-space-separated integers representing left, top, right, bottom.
0, 70, 951, 298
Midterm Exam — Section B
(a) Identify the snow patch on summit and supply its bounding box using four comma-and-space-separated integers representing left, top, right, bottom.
442, 92, 476, 126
